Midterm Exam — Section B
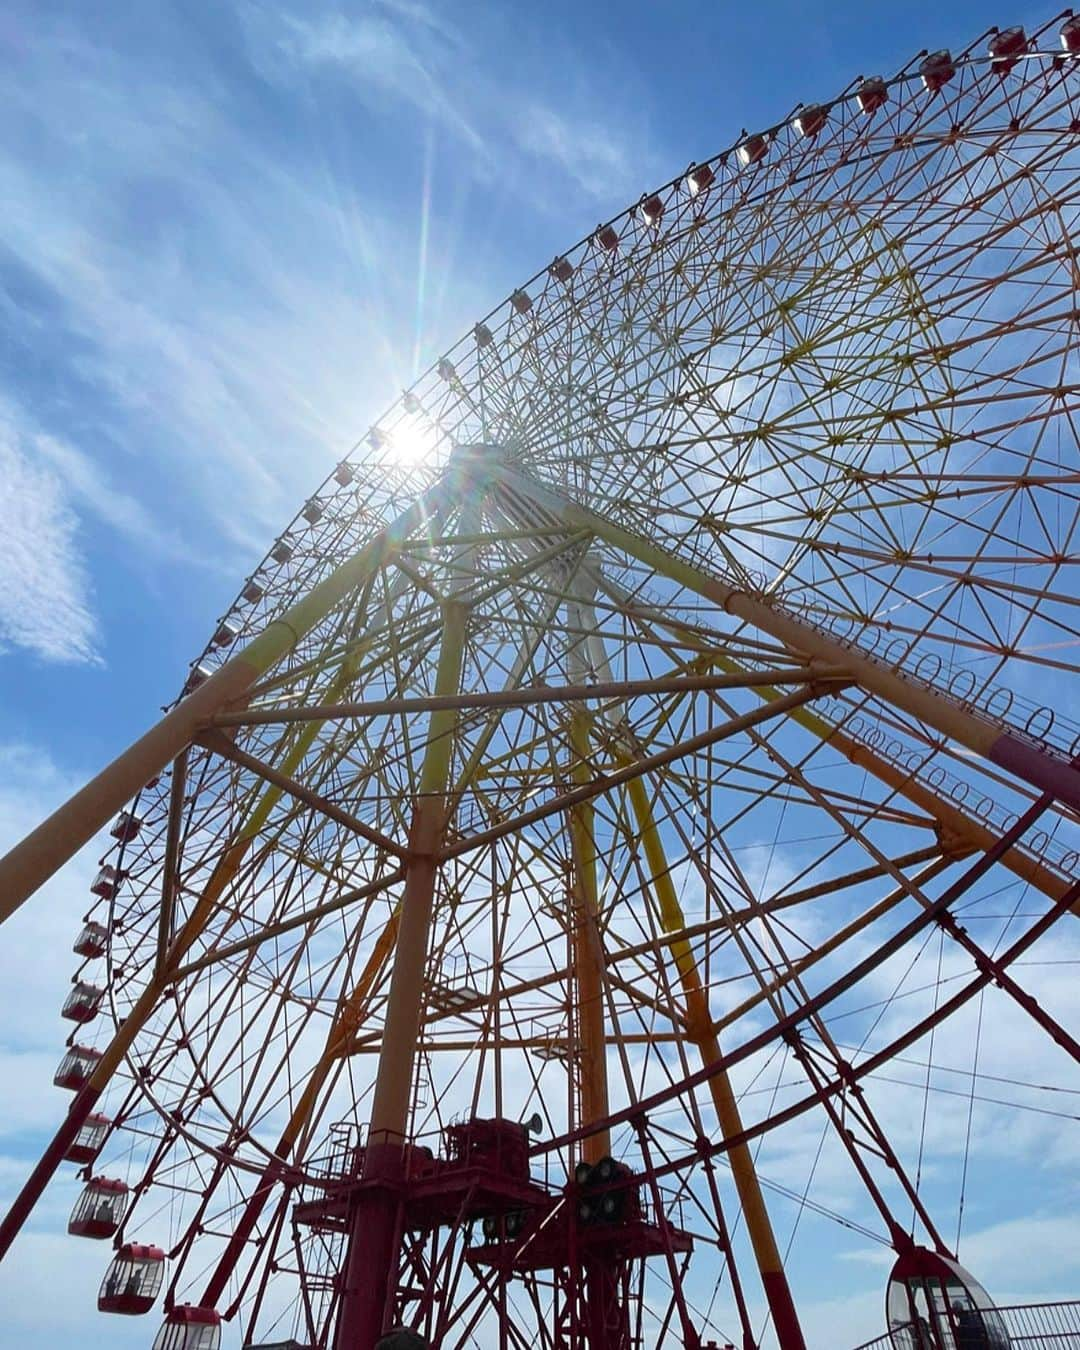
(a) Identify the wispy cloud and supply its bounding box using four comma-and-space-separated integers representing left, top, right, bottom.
272, 4, 486, 154
252, 0, 664, 207
0, 413, 99, 665
33, 429, 210, 568
510, 104, 637, 200
0, 16, 414, 560
0, 386, 226, 666
0, 0, 668, 628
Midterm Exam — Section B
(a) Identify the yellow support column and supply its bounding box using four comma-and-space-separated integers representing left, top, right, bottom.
625, 773, 808, 1350
569, 701, 612, 1163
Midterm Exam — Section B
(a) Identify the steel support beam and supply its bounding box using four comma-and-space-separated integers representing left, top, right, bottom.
593, 575, 1074, 909
567, 600, 612, 1164
0, 491, 448, 1264
208, 666, 821, 729
196, 727, 408, 860
334, 507, 478, 1350
0, 491, 441, 928
493, 461, 1080, 814
624, 772, 807, 1350
539, 792, 1078, 1165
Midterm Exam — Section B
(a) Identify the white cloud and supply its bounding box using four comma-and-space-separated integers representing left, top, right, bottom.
0, 1231, 146, 1349
33, 429, 204, 568
0, 0, 668, 604
0, 415, 99, 665
960, 1213, 1080, 1300
274, 5, 486, 154
789, 1284, 885, 1350
258, 0, 664, 207
511, 104, 636, 201
0, 23, 406, 556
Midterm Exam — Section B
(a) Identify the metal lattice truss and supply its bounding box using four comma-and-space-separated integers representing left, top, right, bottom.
1, 19, 1079, 1350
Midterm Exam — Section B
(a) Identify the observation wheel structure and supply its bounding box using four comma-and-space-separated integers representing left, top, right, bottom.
2, 15, 1080, 1350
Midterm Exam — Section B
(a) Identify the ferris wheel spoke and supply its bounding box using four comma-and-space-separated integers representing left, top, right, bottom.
546, 869, 1080, 1204
6, 30, 1080, 1349
594, 578, 1077, 910
505, 464, 1080, 807
196, 726, 407, 861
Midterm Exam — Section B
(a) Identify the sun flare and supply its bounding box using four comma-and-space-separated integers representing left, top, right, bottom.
388, 411, 438, 465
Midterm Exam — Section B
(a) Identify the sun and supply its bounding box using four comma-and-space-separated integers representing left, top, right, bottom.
388, 411, 438, 465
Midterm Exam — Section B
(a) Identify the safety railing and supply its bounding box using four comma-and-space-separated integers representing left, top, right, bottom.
999, 1300, 1080, 1347
851, 1300, 1080, 1350
776, 597, 1080, 764
811, 689, 1080, 882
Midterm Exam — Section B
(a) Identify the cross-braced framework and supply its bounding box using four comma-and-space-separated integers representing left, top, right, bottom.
1, 17, 1079, 1350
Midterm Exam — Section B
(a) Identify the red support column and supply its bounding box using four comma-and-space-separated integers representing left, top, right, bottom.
333, 575, 473, 1348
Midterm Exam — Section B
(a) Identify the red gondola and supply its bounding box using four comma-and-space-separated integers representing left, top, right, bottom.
270, 539, 293, 564
54, 1044, 102, 1090
61, 981, 104, 1024
549, 255, 574, 282
151, 1305, 222, 1350
990, 26, 1027, 74
98, 1243, 166, 1314
212, 619, 239, 647
595, 225, 619, 251
920, 49, 956, 92
90, 865, 121, 900
63, 1112, 111, 1164
794, 103, 828, 138
68, 1177, 127, 1239
737, 133, 768, 167
334, 462, 355, 486
685, 162, 715, 195
110, 812, 142, 844
301, 499, 323, 525
641, 193, 664, 224
887, 1246, 1012, 1348
183, 664, 212, 695
74, 919, 109, 958
856, 75, 888, 114
242, 578, 264, 604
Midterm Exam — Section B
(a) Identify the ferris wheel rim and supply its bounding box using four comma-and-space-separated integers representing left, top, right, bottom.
10, 18, 1080, 1350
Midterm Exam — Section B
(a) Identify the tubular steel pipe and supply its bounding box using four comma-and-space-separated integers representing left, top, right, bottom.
334, 516, 478, 1349
0, 494, 445, 1265
440, 682, 830, 864
494, 462, 1080, 815
208, 666, 822, 728
566, 604, 612, 1165
196, 728, 408, 860
0, 493, 439, 928
200, 910, 401, 1310
639, 872, 1080, 1197
625, 772, 808, 1350
533, 790, 1075, 1165
593, 573, 1074, 909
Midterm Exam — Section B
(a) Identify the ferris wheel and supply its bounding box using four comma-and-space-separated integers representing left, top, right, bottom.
1, 13, 1079, 1350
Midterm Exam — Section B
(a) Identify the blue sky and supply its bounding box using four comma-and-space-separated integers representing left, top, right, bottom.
0, 1, 1077, 1347
0, 0, 1059, 754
